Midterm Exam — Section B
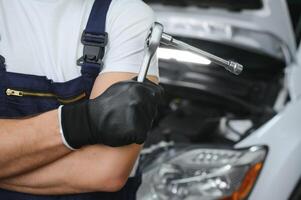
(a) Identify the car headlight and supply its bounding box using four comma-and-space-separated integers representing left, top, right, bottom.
137, 146, 267, 200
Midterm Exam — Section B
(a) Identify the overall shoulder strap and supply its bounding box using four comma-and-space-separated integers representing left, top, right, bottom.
78, 0, 112, 75
0, 55, 5, 71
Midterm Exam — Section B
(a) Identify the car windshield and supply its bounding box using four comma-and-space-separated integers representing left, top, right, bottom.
144, 0, 263, 10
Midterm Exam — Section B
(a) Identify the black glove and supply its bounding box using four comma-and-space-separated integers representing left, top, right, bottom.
60, 79, 163, 149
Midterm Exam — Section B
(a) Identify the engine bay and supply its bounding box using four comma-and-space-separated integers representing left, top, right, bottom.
145, 38, 286, 148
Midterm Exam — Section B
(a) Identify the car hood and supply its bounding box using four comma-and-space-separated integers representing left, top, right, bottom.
148, 0, 296, 63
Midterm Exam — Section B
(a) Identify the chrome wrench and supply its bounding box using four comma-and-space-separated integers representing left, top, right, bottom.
138, 22, 243, 82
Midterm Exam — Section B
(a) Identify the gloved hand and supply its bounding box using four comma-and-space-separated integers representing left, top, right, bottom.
59, 79, 163, 150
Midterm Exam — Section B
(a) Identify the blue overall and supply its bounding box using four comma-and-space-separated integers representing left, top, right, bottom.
0, 0, 141, 199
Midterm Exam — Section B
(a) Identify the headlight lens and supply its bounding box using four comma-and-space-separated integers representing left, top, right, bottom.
137, 146, 267, 200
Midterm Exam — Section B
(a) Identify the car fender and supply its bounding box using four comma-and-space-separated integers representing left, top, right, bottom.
236, 98, 301, 200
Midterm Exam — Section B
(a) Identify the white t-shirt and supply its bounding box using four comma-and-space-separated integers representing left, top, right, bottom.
0, 0, 158, 82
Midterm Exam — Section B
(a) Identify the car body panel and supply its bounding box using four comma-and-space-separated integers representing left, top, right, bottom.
150, 0, 296, 62
236, 97, 301, 200
288, 42, 301, 101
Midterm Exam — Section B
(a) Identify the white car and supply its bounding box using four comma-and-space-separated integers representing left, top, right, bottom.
138, 0, 301, 199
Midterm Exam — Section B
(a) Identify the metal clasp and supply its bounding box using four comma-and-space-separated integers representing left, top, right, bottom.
77, 32, 108, 66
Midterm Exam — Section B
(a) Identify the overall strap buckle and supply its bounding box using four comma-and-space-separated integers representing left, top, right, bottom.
77, 32, 108, 66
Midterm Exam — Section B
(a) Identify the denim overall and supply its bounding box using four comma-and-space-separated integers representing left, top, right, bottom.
0, 0, 141, 199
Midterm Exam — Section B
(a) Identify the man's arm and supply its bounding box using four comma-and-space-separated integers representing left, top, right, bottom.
0, 72, 158, 194
0, 110, 71, 179
0, 144, 141, 194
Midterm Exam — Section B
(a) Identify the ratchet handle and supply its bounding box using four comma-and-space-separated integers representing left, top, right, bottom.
137, 23, 164, 83
137, 52, 154, 82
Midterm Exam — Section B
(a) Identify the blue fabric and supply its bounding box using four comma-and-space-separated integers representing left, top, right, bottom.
80, 0, 111, 73
85, 0, 111, 35
0, 57, 5, 116
1, 71, 90, 118
0, 0, 141, 199
79, 0, 111, 72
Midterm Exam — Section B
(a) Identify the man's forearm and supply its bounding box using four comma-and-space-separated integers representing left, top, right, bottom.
0, 144, 141, 195
0, 110, 70, 179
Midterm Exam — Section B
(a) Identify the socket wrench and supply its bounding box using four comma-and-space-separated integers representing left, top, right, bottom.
138, 22, 243, 82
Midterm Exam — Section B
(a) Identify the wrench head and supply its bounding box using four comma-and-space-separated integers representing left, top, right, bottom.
146, 22, 164, 55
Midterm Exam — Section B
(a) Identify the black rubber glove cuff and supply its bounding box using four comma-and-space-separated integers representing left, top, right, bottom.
60, 102, 94, 150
